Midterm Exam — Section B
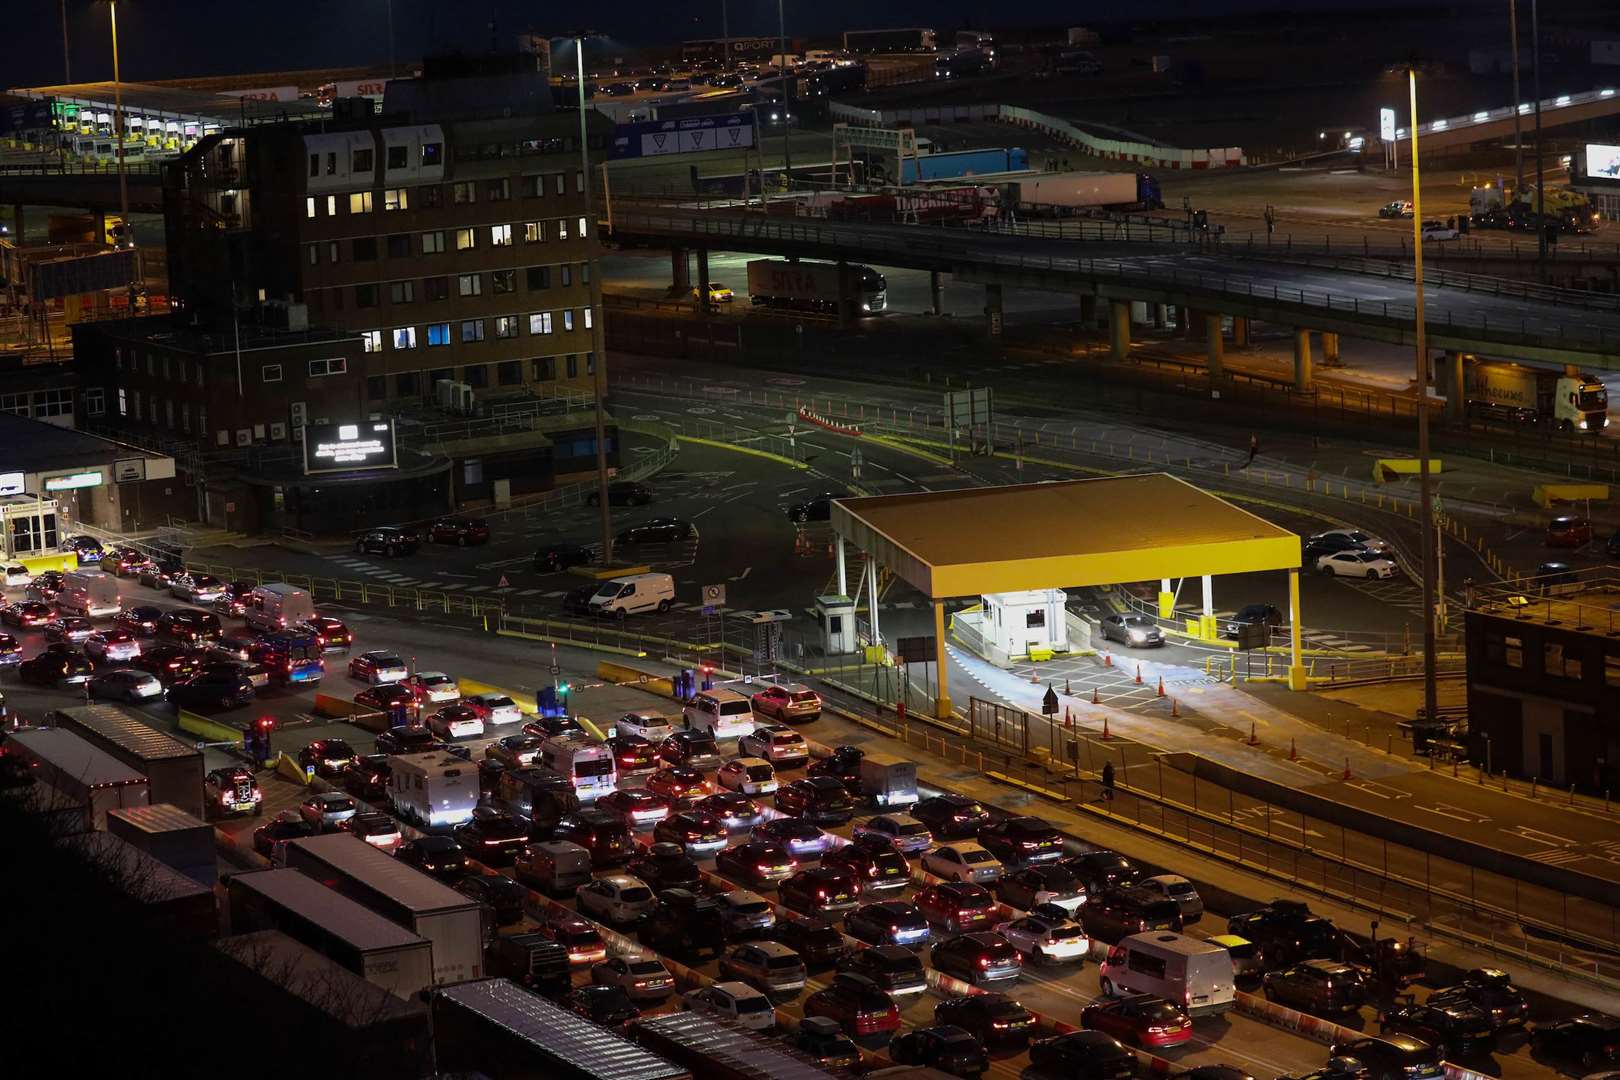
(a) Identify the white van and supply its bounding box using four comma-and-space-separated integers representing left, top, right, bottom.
1099, 931, 1235, 1016
587, 572, 675, 619
538, 734, 618, 801
245, 583, 317, 633
58, 569, 121, 617
386, 752, 479, 827
684, 688, 757, 740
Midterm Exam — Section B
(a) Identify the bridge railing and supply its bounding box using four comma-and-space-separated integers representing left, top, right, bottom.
1233, 250, 1620, 312
0, 160, 165, 177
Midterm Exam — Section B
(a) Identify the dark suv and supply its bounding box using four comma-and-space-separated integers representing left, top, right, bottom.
1228, 900, 1341, 969
770, 916, 850, 968
355, 527, 420, 556
1328, 1036, 1444, 1080
835, 943, 927, 995
931, 931, 1024, 987
203, 766, 261, 819
1080, 887, 1182, 943
913, 793, 992, 839
636, 887, 726, 959
453, 808, 531, 866
780, 865, 861, 915
774, 777, 856, 825
626, 841, 701, 892
846, 900, 931, 949
1430, 969, 1528, 1031
1060, 850, 1137, 894
548, 808, 634, 867
1263, 960, 1367, 1014
935, 992, 1037, 1049
891, 1025, 989, 1078
1381, 1001, 1497, 1059
977, 816, 1063, 868
822, 840, 910, 893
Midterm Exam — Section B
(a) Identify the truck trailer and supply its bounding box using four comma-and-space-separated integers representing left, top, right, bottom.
899, 147, 1029, 184
4, 727, 150, 830
284, 832, 485, 985
842, 28, 936, 53
1001, 171, 1164, 213
746, 259, 887, 315
860, 751, 919, 808
630, 1011, 829, 1079
48, 704, 206, 818
107, 802, 216, 886
1438, 359, 1609, 432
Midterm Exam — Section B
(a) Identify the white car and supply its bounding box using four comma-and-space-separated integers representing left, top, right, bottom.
1420, 219, 1459, 241
737, 724, 809, 764
592, 955, 675, 1002
1315, 550, 1399, 579
298, 792, 358, 831
467, 691, 522, 725
852, 813, 934, 855
348, 649, 409, 684
169, 572, 226, 604
408, 671, 459, 703
1137, 873, 1204, 922
995, 914, 1090, 965
922, 842, 1004, 884
1314, 528, 1392, 555
617, 709, 675, 741
575, 874, 657, 924
84, 630, 141, 662
428, 706, 485, 741
682, 981, 776, 1031
717, 756, 779, 796
87, 668, 164, 703
2, 564, 31, 587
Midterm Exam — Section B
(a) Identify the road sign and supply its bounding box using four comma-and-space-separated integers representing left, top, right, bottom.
896, 636, 935, 664
703, 583, 727, 608
944, 387, 994, 429
1041, 685, 1059, 716
753, 620, 783, 663
497, 574, 511, 588
1379, 107, 1397, 142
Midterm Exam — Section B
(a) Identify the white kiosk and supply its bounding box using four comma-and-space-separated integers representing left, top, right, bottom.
980, 589, 1070, 659
815, 594, 857, 655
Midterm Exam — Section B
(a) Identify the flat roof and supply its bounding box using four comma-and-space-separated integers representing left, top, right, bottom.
286, 833, 473, 913
6, 728, 146, 788
107, 803, 210, 834
53, 704, 201, 762
632, 1012, 836, 1080
0, 412, 168, 474
215, 930, 427, 1029
830, 473, 1300, 599
230, 869, 428, 952
77, 315, 359, 356
15, 82, 325, 123
66, 832, 212, 904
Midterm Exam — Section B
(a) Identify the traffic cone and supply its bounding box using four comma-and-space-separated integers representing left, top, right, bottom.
1134, 664, 1143, 685
1156, 675, 1165, 697
1247, 721, 1259, 746
1030, 664, 1039, 684
1064, 707, 1074, 728
1101, 715, 1112, 739
1092, 686, 1100, 705
1064, 677, 1071, 696
1171, 698, 1180, 718
1342, 757, 1353, 780
1104, 653, 1113, 668
1289, 738, 1298, 761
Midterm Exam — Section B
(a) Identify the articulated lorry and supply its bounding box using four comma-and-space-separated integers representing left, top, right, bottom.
1001, 171, 1164, 213
899, 146, 1028, 183
747, 258, 887, 314
1439, 359, 1609, 432
842, 27, 936, 53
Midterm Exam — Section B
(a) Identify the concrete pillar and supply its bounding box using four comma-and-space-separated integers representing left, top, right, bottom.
930, 271, 943, 316
668, 246, 690, 296
695, 248, 710, 313
1152, 304, 1167, 330
1199, 574, 1217, 640
867, 554, 882, 648
1322, 331, 1341, 365
1078, 293, 1097, 326
1184, 307, 1204, 341
1287, 568, 1308, 690
984, 283, 1003, 338
1109, 300, 1130, 360
1158, 578, 1174, 618
1444, 350, 1467, 422
1231, 316, 1249, 347
1205, 313, 1224, 378
932, 598, 953, 720
1292, 329, 1314, 391
835, 536, 848, 597
93, 208, 107, 247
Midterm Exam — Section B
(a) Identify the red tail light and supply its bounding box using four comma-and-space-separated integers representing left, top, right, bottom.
979, 956, 992, 968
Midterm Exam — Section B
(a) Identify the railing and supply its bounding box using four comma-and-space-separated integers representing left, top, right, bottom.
1394, 85, 1620, 144
0, 160, 166, 177
182, 558, 508, 620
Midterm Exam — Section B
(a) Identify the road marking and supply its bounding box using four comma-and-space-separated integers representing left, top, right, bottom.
1527, 848, 1587, 866
1500, 825, 1578, 847
1415, 803, 1491, 824
441, 572, 476, 579
729, 567, 752, 582
465, 585, 490, 593
517, 589, 540, 596
544, 590, 566, 598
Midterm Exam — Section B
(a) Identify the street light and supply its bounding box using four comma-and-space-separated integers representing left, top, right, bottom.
61, 0, 72, 82
1408, 67, 1440, 739
106, 0, 129, 227
777, 0, 790, 187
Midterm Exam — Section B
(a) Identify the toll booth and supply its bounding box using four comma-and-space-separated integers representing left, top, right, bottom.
0, 494, 64, 561
816, 594, 857, 655
980, 589, 1070, 659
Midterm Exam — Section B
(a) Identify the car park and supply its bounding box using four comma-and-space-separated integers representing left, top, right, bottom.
1083, 994, 1192, 1048
1328, 1035, 1445, 1080
592, 954, 675, 1002
750, 683, 823, 723
298, 792, 358, 831
717, 756, 779, 795
996, 912, 1090, 964
1100, 613, 1164, 647
737, 723, 811, 764
86, 668, 164, 702
575, 874, 657, 924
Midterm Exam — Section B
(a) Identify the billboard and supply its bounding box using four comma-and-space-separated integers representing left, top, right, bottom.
612, 113, 754, 159
1585, 143, 1620, 183
302, 419, 398, 475
1379, 107, 1397, 142
332, 78, 390, 100
220, 86, 299, 103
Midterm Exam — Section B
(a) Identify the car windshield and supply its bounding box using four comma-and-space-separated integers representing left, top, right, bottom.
735, 997, 772, 1013
961, 849, 996, 864
620, 887, 653, 903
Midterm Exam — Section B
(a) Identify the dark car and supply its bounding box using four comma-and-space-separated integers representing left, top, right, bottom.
2, 601, 55, 629
788, 493, 839, 523
1430, 968, 1529, 1031
607, 734, 659, 775
203, 765, 262, 819
788, 1016, 863, 1070
846, 899, 931, 949
1381, 1000, 1496, 1058
913, 793, 992, 839
453, 808, 531, 866
343, 754, 391, 800
549, 808, 634, 867
1530, 1014, 1620, 1072
803, 972, 900, 1038
978, 816, 1064, 869
354, 526, 420, 557
658, 729, 722, 771
131, 644, 205, 685
297, 738, 358, 778
42, 617, 94, 645
805, 744, 865, 795
836, 942, 927, 995
1028, 1030, 1137, 1080
1228, 901, 1342, 969
1326, 1037, 1444, 1080
356, 684, 417, 714
932, 931, 1024, 987
561, 985, 638, 1030
166, 669, 255, 711
699, 791, 767, 831
107, 547, 147, 576
299, 615, 353, 652
823, 843, 910, 895
597, 787, 675, 831
1302, 532, 1370, 562
213, 581, 255, 617
562, 585, 598, 616
1061, 850, 1138, 894
654, 809, 729, 857
203, 657, 269, 690
616, 517, 692, 545
998, 865, 1085, 912
770, 916, 850, 968
1264, 960, 1367, 1014
637, 887, 726, 959
891, 1025, 989, 1078
395, 835, 469, 880
1223, 602, 1282, 640
714, 839, 798, 889
915, 881, 999, 933
779, 865, 861, 916
252, 814, 316, 859
1100, 613, 1164, 648
1080, 887, 1182, 943
429, 517, 490, 545
61, 535, 104, 562
536, 542, 593, 572
19, 649, 94, 686
935, 992, 1037, 1049
626, 840, 702, 891
774, 776, 855, 825
375, 724, 440, 755
589, 480, 652, 507
27, 570, 66, 600
522, 712, 583, 739
138, 559, 182, 589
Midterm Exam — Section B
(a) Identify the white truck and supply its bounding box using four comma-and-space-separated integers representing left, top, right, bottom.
859, 751, 919, 808
746, 259, 887, 315
1000, 171, 1164, 213
1438, 359, 1609, 433
386, 751, 480, 827
57, 568, 121, 617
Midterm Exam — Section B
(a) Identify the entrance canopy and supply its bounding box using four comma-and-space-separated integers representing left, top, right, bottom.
830, 473, 1300, 599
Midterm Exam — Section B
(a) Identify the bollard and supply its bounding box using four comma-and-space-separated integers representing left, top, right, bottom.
1093, 684, 1101, 705
1171, 698, 1180, 717
1135, 664, 1143, 685
1064, 677, 1071, 695
1247, 721, 1259, 746
1342, 757, 1353, 780
1156, 676, 1165, 697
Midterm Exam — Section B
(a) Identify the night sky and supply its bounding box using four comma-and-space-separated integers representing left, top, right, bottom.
18, 0, 1427, 89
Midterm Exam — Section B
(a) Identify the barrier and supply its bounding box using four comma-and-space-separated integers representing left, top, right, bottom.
797, 405, 863, 436
457, 676, 607, 741
1532, 482, 1608, 508
273, 751, 312, 786
176, 709, 242, 745
596, 661, 675, 698
1373, 458, 1444, 482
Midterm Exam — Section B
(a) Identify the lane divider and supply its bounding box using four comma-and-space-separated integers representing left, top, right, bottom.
797, 406, 863, 436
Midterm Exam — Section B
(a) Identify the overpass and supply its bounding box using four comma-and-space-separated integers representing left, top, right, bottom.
1392, 86, 1620, 152
0, 161, 165, 214
610, 199, 1620, 401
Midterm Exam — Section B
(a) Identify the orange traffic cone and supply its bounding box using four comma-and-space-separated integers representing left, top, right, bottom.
1030, 664, 1039, 684
1104, 653, 1113, 668
1342, 757, 1353, 780
1289, 738, 1299, 761
1170, 698, 1180, 718
1101, 715, 1112, 739
1134, 664, 1143, 685
1156, 675, 1165, 697
1092, 686, 1100, 705
1064, 707, 1074, 728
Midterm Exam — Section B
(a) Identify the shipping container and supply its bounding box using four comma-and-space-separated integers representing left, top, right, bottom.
225, 868, 436, 997
4, 727, 150, 830
284, 832, 484, 984
630, 1011, 838, 1080
107, 802, 216, 886
842, 28, 937, 53
48, 704, 206, 818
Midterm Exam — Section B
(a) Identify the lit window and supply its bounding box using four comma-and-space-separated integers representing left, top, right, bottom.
391, 327, 417, 350
427, 323, 451, 346
563, 310, 575, 332
577, 216, 588, 237
384, 188, 409, 211
452, 181, 476, 204
309, 357, 348, 376
495, 315, 518, 338
361, 330, 383, 353
524, 221, 545, 243
529, 312, 553, 335
490, 223, 513, 247
261, 364, 283, 383
557, 218, 569, 240
117, 388, 127, 416
491, 269, 515, 294
584, 307, 593, 329
349, 191, 374, 214
421, 142, 443, 166
455, 227, 476, 251
325, 195, 337, 216
305, 196, 317, 219
457, 273, 482, 297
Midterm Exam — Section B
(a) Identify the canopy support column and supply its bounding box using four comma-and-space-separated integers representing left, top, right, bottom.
933, 599, 953, 720
835, 536, 847, 596
1288, 568, 1308, 690
867, 554, 881, 648
1158, 578, 1174, 618
1201, 574, 1216, 640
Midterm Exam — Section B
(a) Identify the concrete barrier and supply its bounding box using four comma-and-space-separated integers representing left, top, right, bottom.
458, 677, 607, 740
597, 661, 675, 698
177, 709, 242, 745
1373, 458, 1443, 482
1532, 482, 1608, 508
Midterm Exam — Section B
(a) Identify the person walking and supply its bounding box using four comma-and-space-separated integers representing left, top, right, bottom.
1246, 434, 1259, 466
1100, 760, 1116, 801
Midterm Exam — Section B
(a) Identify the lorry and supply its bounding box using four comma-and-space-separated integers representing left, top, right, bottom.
1438, 359, 1609, 433
860, 751, 919, 808
935, 49, 991, 79
899, 147, 1029, 184
387, 751, 480, 827
48, 704, 206, 818
1001, 171, 1165, 213
842, 28, 937, 53
284, 832, 486, 985
747, 258, 887, 315
106, 803, 216, 886
56, 568, 121, 617
1470, 183, 1599, 232
631, 1011, 811, 1079
226, 868, 438, 997
955, 30, 997, 58
47, 211, 130, 247
4, 727, 150, 830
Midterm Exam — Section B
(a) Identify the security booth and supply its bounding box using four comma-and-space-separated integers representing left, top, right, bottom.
976, 589, 1070, 660
829, 473, 1306, 720
815, 594, 857, 655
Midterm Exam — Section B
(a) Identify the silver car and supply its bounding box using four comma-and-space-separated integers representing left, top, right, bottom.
1138, 873, 1204, 922
714, 889, 778, 936
88, 668, 163, 703
298, 792, 359, 831
170, 572, 227, 604
720, 941, 807, 994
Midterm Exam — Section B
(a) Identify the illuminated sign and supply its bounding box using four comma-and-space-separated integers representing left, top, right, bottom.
44, 471, 102, 491
1379, 107, 1397, 142
302, 419, 399, 475
0, 472, 23, 497
333, 79, 390, 99
221, 86, 299, 103
1585, 143, 1620, 182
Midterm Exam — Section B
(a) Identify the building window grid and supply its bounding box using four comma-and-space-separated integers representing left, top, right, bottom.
309, 357, 348, 377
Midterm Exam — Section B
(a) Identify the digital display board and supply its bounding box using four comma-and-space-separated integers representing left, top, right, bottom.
1586, 143, 1620, 183
302, 420, 398, 475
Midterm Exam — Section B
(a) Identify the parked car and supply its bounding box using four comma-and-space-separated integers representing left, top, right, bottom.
348, 649, 408, 684
803, 972, 900, 1038
836, 942, 928, 995
1529, 1014, 1620, 1072
1317, 550, 1399, 579
617, 518, 693, 545
589, 480, 653, 507
298, 791, 359, 831
1264, 960, 1368, 1014
1028, 1030, 1137, 1079
853, 812, 933, 854
535, 542, 593, 572
937, 992, 1038, 1050
1328, 1035, 1445, 1080
1082, 993, 1193, 1049
428, 517, 490, 545
86, 668, 163, 703
354, 526, 420, 556
1100, 613, 1164, 647
913, 793, 992, 839
1546, 516, 1594, 548
891, 1025, 990, 1078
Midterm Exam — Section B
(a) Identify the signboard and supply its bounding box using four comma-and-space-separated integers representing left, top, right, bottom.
28, 249, 138, 302
301, 419, 399, 475
833, 123, 918, 154
944, 387, 993, 428
612, 113, 754, 160
0, 99, 53, 136
0, 472, 23, 497
896, 636, 936, 664
220, 86, 300, 103
113, 458, 146, 483
44, 471, 102, 492
333, 78, 390, 100
1584, 143, 1620, 182
1379, 107, 1397, 142
701, 583, 727, 613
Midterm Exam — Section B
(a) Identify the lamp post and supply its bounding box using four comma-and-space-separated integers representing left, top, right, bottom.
109, 0, 128, 226
1408, 67, 1440, 739
386, 0, 396, 78
1509, 0, 1523, 193
573, 35, 614, 567
1531, 0, 1545, 281
61, 0, 71, 82
777, 0, 790, 188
